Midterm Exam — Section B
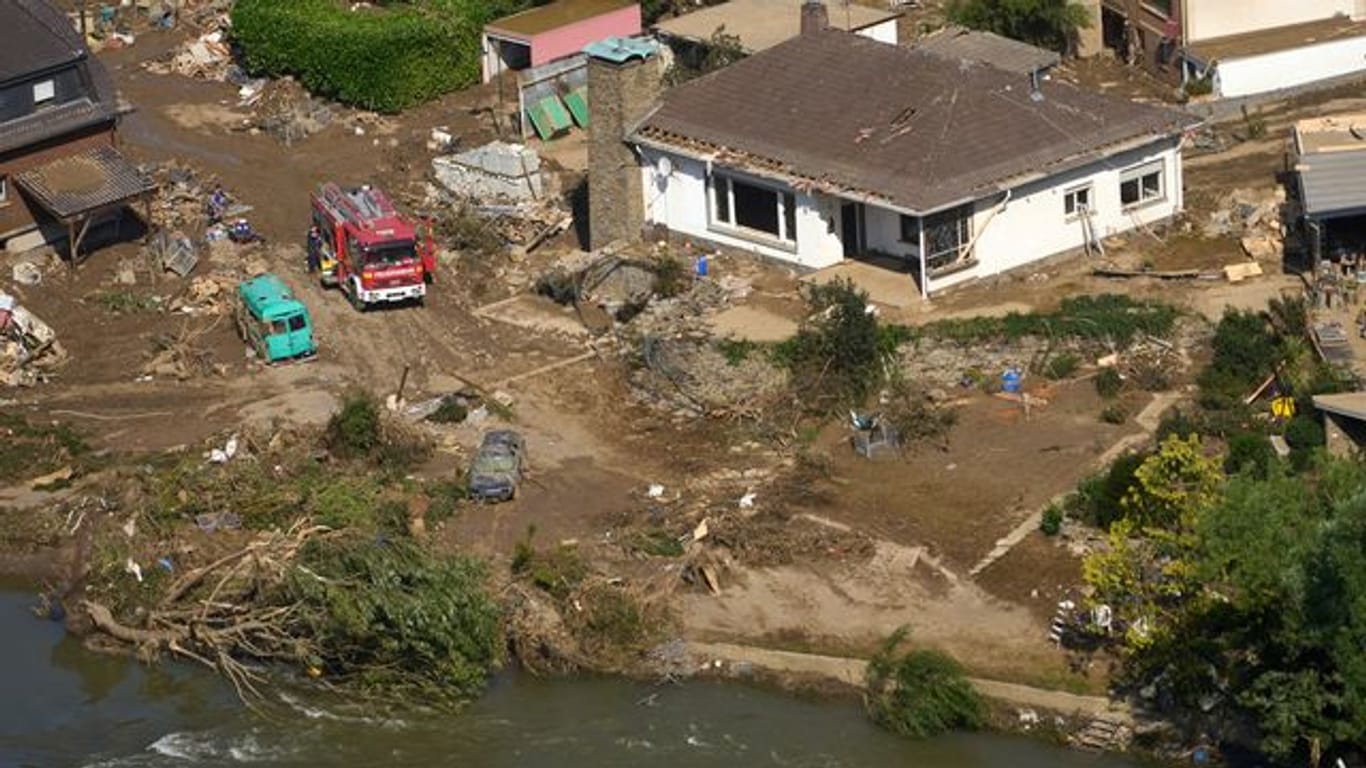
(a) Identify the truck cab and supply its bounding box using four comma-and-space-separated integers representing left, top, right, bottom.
236, 274, 317, 364
310, 183, 435, 311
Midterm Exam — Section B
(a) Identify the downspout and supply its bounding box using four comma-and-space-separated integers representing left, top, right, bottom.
917, 216, 927, 299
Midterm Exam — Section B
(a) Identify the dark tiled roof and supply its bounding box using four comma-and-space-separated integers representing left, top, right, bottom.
635, 30, 1199, 212
16, 145, 154, 219
913, 25, 1060, 75
0, 0, 86, 83
0, 0, 120, 156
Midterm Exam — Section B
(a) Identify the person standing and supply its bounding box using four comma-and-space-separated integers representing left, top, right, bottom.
306, 225, 323, 274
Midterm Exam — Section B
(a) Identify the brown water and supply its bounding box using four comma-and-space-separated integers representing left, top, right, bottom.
0, 586, 1141, 767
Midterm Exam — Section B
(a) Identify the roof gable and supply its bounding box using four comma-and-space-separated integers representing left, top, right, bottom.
635, 30, 1198, 211
0, 0, 86, 84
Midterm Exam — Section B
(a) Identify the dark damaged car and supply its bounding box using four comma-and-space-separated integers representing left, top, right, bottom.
466, 430, 526, 502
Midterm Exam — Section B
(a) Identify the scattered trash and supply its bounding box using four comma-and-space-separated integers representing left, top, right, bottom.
738, 492, 756, 509
647, 484, 665, 499
195, 511, 242, 533
691, 518, 710, 542
699, 564, 721, 595
148, 230, 199, 277
122, 516, 137, 539
208, 434, 239, 464
1224, 260, 1264, 283
26, 465, 73, 490
125, 558, 144, 584
11, 262, 42, 286
1, 293, 68, 387
157, 557, 175, 572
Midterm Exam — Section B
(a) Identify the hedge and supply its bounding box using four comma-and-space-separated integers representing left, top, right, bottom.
231, 0, 530, 113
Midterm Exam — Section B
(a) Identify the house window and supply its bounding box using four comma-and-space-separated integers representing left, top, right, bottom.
1064, 185, 1093, 217
922, 204, 974, 270
899, 214, 917, 243
709, 172, 796, 243
1119, 162, 1164, 208
33, 80, 55, 105
1143, 0, 1173, 17
0, 176, 7, 205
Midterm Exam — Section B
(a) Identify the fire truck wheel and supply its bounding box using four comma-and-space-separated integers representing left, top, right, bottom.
348, 280, 366, 313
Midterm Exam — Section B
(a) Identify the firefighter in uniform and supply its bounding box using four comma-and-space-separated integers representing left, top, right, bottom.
306, 226, 323, 274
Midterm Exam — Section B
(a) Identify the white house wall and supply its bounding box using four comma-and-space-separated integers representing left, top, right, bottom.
640, 148, 844, 268
855, 19, 899, 46
1186, 0, 1356, 42
1212, 36, 1366, 98
930, 138, 1183, 293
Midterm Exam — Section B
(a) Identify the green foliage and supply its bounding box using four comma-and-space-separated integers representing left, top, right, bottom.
651, 254, 689, 298
232, 0, 530, 113
86, 290, 159, 314
945, 0, 1093, 54
1155, 408, 1201, 442
630, 530, 686, 557
663, 26, 747, 85
513, 528, 589, 601
1183, 75, 1214, 97
325, 390, 432, 470
1225, 432, 1276, 479
1094, 367, 1124, 399
717, 338, 757, 367
1040, 504, 1063, 536
1042, 351, 1079, 380
1099, 404, 1128, 424
1199, 308, 1280, 405
864, 627, 986, 739
567, 583, 652, 655
1284, 414, 1326, 472
0, 414, 88, 484
1122, 434, 1223, 530
1067, 451, 1147, 530
777, 279, 892, 410
427, 398, 469, 424
882, 375, 958, 448
286, 537, 502, 703
920, 295, 1177, 346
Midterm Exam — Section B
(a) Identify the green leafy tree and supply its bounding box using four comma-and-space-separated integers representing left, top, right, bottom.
777, 279, 893, 410
945, 0, 1092, 54
864, 627, 985, 738
1122, 434, 1223, 530
663, 27, 747, 86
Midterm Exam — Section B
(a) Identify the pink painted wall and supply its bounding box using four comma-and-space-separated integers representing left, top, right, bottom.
529, 5, 642, 66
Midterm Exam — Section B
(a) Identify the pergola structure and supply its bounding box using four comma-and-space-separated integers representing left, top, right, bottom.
15, 145, 154, 269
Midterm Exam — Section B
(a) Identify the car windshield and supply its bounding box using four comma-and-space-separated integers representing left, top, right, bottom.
287, 314, 306, 332
474, 453, 518, 474
364, 242, 416, 266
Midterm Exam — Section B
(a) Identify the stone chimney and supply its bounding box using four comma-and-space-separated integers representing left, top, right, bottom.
800, 0, 829, 35
587, 37, 662, 251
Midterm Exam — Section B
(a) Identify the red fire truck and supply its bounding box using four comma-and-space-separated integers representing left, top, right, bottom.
309, 183, 435, 311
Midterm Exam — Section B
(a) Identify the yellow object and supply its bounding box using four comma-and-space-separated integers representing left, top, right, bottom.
1271, 396, 1296, 419
306, 666, 322, 678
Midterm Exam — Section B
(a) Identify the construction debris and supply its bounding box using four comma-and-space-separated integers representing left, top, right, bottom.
1205, 187, 1288, 261
1, 293, 68, 387
433, 141, 545, 202
148, 230, 199, 276
145, 28, 232, 80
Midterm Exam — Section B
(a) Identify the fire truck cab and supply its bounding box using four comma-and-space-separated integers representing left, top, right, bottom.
309, 183, 435, 311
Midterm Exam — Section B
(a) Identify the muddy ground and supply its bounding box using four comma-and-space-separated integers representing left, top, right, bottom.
0, 19, 1333, 695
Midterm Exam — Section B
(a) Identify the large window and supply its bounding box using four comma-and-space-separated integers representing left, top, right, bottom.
922, 204, 974, 271
710, 172, 796, 244
32, 80, 55, 105
1120, 162, 1164, 209
1143, 0, 1173, 18
1064, 185, 1093, 217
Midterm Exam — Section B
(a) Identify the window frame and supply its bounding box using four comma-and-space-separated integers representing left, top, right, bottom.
1119, 162, 1165, 210
1064, 184, 1093, 218
921, 203, 975, 272
707, 170, 797, 247
899, 214, 917, 243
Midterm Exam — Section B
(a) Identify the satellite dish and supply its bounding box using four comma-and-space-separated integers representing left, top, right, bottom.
656, 155, 673, 176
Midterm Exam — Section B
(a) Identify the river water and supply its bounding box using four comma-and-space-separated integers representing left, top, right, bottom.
0, 587, 1139, 767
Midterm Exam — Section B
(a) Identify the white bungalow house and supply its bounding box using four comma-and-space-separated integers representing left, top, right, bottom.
610, 22, 1199, 298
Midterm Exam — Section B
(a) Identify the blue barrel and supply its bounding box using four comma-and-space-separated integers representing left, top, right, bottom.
695, 254, 709, 278
1002, 367, 1022, 394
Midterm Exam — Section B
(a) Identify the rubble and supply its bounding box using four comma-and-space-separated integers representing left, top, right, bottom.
1, 293, 68, 387
433, 141, 545, 202
145, 29, 232, 80
1204, 187, 1288, 264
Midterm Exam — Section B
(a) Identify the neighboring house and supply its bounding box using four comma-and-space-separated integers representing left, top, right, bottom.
1292, 113, 1366, 266
911, 24, 1061, 75
482, 0, 643, 84
1102, 0, 1366, 98
1312, 393, 1366, 457
653, 0, 899, 58
0, 0, 152, 259
587, 19, 1197, 299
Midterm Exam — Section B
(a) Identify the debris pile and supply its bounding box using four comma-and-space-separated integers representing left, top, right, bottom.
1203, 187, 1288, 261
1, 293, 67, 386
145, 29, 233, 80
433, 141, 545, 202
142, 319, 226, 380
248, 78, 335, 145
631, 335, 786, 419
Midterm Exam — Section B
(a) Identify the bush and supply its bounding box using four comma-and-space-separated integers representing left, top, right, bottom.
776, 279, 891, 409
1069, 451, 1147, 530
1042, 352, 1080, 380
1200, 309, 1278, 403
1155, 408, 1201, 442
1094, 367, 1124, 399
865, 627, 985, 739
651, 254, 689, 298
426, 397, 469, 424
946, 0, 1091, 54
921, 295, 1177, 346
1284, 415, 1325, 451
1100, 404, 1129, 424
1225, 432, 1275, 479
232, 0, 530, 113
325, 390, 432, 470
1040, 504, 1063, 536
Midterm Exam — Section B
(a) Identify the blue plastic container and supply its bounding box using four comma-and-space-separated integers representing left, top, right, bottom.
1002, 367, 1022, 394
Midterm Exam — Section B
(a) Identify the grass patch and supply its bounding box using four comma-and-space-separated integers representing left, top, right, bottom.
0, 414, 89, 485
85, 290, 160, 314
919, 295, 1178, 346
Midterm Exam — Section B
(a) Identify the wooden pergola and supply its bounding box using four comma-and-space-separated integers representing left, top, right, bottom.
15, 145, 155, 269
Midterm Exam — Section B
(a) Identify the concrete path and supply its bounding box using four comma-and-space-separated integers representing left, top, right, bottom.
688, 641, 1127, 719
966, 391, 1182, 578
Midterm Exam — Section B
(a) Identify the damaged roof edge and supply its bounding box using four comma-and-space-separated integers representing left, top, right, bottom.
631, 126, 1193, 217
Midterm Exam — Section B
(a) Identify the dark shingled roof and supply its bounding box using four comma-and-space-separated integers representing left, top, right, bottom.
0, 0, 121, 156
634, 30, 1199, 212
16, 145, 153, 219
912, 25, 1060, 75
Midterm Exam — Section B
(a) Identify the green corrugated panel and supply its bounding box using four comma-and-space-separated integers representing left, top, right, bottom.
527, 95, 572, 140
564, 88, 589, 129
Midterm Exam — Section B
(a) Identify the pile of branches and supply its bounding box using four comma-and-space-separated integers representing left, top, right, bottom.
81, 520, 326, 702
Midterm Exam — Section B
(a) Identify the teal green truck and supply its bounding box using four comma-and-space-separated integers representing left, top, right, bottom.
235, 274, 317, 364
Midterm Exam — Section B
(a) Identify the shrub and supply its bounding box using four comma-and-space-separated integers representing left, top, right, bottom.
717, 338, 756, 367
1069, 451, 1147, 530
1094, 367, 1124, 399
1225, 432, 1275, 479
777, 279, 890, 409
1201, 309, 1278, 402
1284, 415, 1325, 451
1155, 408, 1201, 442
921, 295, 1177, 346
651, 254, 689, 298
232, 0, 530, 113
865, 627, 985, 739
326, 391, 382, 458
1043, 352, 1080, 380
946, 0, 1091, 54
1040, 504, 1063, 536
427, 397, 469, 424
1100, 404, 1129, 424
